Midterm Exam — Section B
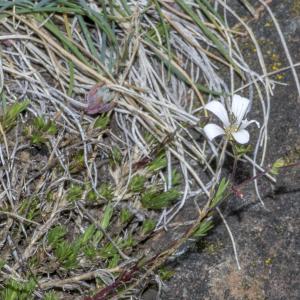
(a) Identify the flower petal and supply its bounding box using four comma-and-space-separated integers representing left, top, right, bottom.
231, 94, 251, 125
205, 101, 230, 127
232, 129, 250, 144
240, 119, 260, 129
204, 123, 225, 141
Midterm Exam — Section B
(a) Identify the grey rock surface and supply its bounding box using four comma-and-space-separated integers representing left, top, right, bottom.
158, 1, 300, 299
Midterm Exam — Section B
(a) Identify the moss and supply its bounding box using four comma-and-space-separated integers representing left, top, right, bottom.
264, 257, 273, 266
197, 240, 223, 254
291, 1, 300, 16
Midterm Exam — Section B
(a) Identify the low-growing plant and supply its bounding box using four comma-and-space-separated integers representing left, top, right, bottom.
129, 175, 146, 192
69, 151, 85, 174
147, 153, 167, 172
158, 267, 175, 281
0, 99, 30, 132
48, 225, 99, 269
109, 146, 122, 168
25, 116, 57, 146
209, 178, 230, 209
48, 225, 67, 246
193, 218, 214, 238
98, 183, 114, 201
0, 278, 36, 300
93, 114, 110, 129
120, 208, 133, 224
141, 188, 180, 209
18, 196, 40, 221
54, 240, 80, 269
141, 219, 156, 235
44, 291, 59, 300
67, 184, 83, 202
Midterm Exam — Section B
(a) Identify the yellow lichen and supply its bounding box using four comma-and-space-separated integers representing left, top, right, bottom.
265, 258, 272, 265
291, 1, 300, 17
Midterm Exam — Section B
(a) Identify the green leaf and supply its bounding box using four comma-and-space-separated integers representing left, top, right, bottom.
29, 117, 57, 145
152, 0, 172, 77
91, 229, 104, 246
270, 158, 286, 175
0, 259, 5, 270
48, 225, 67, 246
171, 170, 181, 186
34, 15, 90, 66
1, 99, 30, 131
110, 146, 122, 167
82, 4, 118, 47
33, 116, 46, 130
100, 204, 113, 229
142, 219, 156, 235
193, 219, 214, 238
141, 188, 180, 209
44, 291, 59, 300
118, 234, 134, 249
120, 208, 133, 224
94, 114, 110, 129
197, 0, 225, 24
69, 151, 85, 174
108, 253, 120, 268
18, 197, 39, 220
119, 0, 132, 15
210, 178, 230, 209
234, 144, 252, 156
54, 241, 79, 269
80, 225, 96, 244
147, 153, 167, 172
67, 184, 83, 202
78, 14, 101, 62
1, 278, 36, 300
46, 122, 57, 135
129, 175, 145, 192
159, 267, 175, 280
33, 116, 57, 133
86, 189, 97, 202
100, 242, 117, 258
98, 183, 114, 201
83, 245, 97, 258
30, 133, 46, 146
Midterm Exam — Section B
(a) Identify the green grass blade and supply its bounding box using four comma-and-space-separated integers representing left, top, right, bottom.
34, 14, 91, 66
197, 0, 225, 24
119, 0, 132, 15
152, 0, 172, 78
77, 15, 100, 61
175, 0, 244, 79
67, 60, 75, 97
79, 2, 118, 48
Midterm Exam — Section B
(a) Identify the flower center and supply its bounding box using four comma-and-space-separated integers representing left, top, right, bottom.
224, 124, 239, 137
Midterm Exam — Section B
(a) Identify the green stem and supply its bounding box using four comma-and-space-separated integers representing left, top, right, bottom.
211, 138, 228, 196
231, 143, 239, 181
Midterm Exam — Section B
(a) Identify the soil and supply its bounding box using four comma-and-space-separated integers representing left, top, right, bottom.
143, 1, 300, 299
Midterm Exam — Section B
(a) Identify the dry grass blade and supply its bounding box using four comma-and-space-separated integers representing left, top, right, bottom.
0, 1, 295, 299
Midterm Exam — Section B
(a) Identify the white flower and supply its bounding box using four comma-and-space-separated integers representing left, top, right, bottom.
203, 95, 259, 144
